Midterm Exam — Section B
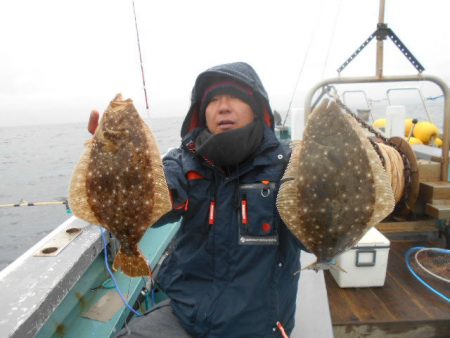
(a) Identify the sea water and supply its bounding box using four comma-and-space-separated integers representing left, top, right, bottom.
0, 116, 183, 270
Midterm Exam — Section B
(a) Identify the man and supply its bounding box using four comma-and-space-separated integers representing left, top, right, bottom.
92, 62, 304, 337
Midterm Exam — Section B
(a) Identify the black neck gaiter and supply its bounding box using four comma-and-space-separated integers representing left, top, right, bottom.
195, 121, 264, 167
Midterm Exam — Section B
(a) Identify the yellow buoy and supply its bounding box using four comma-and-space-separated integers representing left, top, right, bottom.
407, 137, 423, 145
413, 121, 439, 144
373, 118, 387, 130
433, 137, 443, 148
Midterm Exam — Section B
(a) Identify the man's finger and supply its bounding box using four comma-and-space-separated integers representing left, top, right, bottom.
88, 110, 100, 135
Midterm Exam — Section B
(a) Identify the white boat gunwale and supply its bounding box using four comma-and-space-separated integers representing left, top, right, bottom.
0, 217, 181, 338
0, 217, 102, 337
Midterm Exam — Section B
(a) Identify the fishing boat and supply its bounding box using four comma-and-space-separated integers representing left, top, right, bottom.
1, 1, 449, 337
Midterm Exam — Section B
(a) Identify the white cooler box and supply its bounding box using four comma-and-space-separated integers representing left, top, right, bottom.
330, 227, 390, 288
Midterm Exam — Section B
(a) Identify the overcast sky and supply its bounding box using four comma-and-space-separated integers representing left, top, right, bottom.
0, 0, 448, 126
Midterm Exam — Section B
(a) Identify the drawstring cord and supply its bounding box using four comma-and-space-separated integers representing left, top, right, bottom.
209, 172, 218, 226
276, 321, 289, 338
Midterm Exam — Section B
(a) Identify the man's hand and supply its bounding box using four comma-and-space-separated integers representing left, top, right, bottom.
88, 110, 100, 135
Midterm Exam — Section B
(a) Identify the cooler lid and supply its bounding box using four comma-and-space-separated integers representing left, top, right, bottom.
354, 227, 390, 248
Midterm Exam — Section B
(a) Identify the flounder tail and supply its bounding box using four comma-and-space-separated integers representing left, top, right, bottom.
113, 249, 151, 278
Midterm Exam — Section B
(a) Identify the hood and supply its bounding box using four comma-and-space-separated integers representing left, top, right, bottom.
181, 62, 274, 138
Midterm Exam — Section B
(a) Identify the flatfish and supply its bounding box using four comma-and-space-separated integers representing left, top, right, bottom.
69, 94, 171, 277
277, 98, 394, 270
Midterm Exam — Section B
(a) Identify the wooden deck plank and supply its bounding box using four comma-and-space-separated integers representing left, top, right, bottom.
383, 245, 436, 320
343, 283, 395, 322
380, 267, 430, 321
325, 239, 450, 332
376, 219, 437, 233
325, 274, 397, 323
325, 279, 359, 322
333, 320, 450, 338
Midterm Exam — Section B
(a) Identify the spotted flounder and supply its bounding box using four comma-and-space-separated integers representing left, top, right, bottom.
277, 98, 394, 269
69, 94, 171, 277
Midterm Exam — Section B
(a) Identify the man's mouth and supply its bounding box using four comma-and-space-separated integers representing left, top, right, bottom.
217, 120, 235, 130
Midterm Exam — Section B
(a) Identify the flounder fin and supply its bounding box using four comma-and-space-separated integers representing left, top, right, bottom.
142, 121, 172, 227
301, 261, 347, 273
277, 141, 306, 242
113, 248, 151, 278
284, 140, 303, 177
68, 139, 101, 226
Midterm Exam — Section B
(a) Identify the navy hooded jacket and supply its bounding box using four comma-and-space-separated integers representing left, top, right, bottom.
156, 62, 303, 338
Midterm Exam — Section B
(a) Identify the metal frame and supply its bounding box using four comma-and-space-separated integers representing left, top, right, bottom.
386, 87, 434, 124
342, 90, 372, 110
304, 74, 450, 181
342, 90, 374, 123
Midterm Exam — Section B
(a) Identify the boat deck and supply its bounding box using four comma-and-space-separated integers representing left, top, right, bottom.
325, 239, 450, 338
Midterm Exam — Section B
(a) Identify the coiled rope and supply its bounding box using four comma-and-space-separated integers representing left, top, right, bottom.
414, 247, 450, 284
377, 143, 405, 203
405, 246, 450, 303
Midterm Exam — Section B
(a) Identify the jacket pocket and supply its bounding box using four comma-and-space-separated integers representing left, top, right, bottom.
182, 172, 211, 233
238, 182, 278, 245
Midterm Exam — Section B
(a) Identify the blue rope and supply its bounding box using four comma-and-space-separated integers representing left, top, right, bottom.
101, 229, 143, 317
405, 246, 450, 303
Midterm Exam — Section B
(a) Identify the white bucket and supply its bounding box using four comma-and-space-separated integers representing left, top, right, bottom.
385, 105, 406, 137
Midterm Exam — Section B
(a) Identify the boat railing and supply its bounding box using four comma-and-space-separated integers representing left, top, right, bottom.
342, 90, 373, 123
386, 87, 434, 125
304, 74, 450, 182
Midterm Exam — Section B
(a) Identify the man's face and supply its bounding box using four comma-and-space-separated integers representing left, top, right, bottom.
205, 94, 255, 135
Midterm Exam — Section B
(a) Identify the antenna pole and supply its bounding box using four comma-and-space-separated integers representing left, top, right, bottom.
376, 0, 386, 78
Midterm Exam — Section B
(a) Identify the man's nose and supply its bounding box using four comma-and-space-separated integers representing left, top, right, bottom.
217, 96, 231, 113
